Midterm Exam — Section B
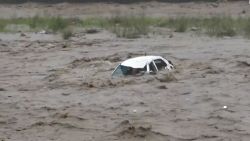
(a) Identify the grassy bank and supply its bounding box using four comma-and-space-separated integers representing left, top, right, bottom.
1, 16, 250, 38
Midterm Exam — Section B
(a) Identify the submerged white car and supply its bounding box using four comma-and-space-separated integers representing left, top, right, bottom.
112, 56, 174, 76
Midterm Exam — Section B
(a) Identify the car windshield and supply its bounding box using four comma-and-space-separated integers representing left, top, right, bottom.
154, 59, 167, 70
112, 65, 146, 76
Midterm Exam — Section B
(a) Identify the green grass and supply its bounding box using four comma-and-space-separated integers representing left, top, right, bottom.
157, 17, 190, 32
157, 17, 237, 37
242, 19, 250, 38
1, 16, 250, 38
203, 17, 236, 37
107, 16, 151, 38
62, 29, 73, 40
0, 16, 71, 32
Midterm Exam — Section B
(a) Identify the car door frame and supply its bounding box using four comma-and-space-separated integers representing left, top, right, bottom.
146, 60, 159, 73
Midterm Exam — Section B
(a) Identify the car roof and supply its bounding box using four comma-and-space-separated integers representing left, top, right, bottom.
121, 56, 164, 68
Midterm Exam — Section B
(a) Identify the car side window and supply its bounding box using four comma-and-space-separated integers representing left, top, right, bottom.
112, 65, 125, 76
149, 62, 157, 73
154, 59, 167, 70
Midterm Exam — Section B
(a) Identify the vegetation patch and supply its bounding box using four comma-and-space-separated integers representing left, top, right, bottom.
1, 16, 250, 38
62, 29, 73, 40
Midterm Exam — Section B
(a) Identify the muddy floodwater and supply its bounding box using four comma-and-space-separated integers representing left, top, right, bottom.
1, 1, 250, 141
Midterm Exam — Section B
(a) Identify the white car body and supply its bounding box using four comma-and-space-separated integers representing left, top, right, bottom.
112, 56, 174, 76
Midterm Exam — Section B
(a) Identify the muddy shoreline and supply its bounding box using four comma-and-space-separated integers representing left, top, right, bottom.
0, 0, 221, 4
0, 1, 249, 18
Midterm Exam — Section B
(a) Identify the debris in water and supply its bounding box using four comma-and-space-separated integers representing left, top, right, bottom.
133, 109, 137, 113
